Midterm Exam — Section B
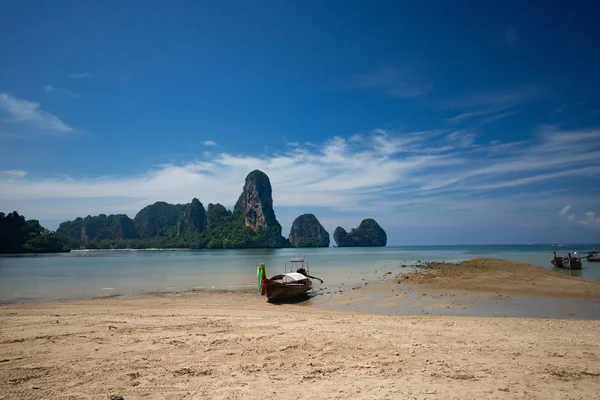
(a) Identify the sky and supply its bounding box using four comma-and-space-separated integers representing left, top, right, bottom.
1, 0, 600, 245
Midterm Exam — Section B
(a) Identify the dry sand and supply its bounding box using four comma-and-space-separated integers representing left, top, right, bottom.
1, 258, 600, 399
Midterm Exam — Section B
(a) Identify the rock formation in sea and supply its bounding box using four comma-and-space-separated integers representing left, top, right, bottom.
176, 198, 206, 237
133, 201, 186, 238
233, 170, 284, 247
58, 214, 139, 242
234, 170, 278, 230
288, 213, 330, 247
333, 218, 387, 247
205, 203, 231, 229
55, 169, 288, 249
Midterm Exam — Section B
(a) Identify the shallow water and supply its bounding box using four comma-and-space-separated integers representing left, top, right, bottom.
0, 244, 598, 302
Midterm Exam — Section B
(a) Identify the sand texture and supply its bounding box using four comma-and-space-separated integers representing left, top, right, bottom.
1, 291, 600, 399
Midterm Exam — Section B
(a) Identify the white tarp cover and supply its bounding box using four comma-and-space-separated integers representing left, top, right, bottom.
283, 272, 308, 281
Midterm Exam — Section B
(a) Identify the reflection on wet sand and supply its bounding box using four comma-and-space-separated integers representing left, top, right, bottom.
308, 258, 600, 320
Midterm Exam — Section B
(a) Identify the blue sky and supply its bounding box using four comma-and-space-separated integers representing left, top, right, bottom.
1, 0, 600, 245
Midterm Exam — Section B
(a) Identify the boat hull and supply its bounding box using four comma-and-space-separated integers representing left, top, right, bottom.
552, 258, 583, 270
264, 279, 312, 302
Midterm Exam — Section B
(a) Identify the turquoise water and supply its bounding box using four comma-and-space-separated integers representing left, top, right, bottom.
0, 245, 599, 302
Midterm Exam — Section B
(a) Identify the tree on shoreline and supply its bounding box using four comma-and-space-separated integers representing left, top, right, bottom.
0, 211, 70, 254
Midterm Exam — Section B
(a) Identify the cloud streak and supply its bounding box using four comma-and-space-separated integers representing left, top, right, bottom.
44, 85, 80, 99
347, 67, 434, 98
69, 72, 92, 79
559, 205, 572, 216
445, 87, 546, 126
0, 93, 73, 133
0, 170, 27, 178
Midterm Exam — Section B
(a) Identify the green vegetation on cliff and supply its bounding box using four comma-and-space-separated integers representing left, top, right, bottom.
0, 211, 70, 254
57, 214, 139, 248
333, 218, 387, 247
176, 198, 206, 237
28, 170, 379, 251
134, 202, 186, 237
288, 213, 330, 247
198, 206, 283, 249
52, 170, 287, 250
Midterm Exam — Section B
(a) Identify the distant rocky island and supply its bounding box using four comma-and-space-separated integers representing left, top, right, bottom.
57, 170, 287, 249
288, 214, 330, 248
1, 170, 387, 252
333, 219, 387, 247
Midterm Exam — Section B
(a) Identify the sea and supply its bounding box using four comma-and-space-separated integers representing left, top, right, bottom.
0, 244, 599, 302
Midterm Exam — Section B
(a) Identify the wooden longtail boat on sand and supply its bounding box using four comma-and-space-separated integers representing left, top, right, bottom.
257, 256, 323, 302
551, 251, 582, 270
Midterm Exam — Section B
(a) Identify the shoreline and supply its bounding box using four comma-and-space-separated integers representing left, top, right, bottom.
0, 285, 259, 306
2, 286, 600, 399
2, 258, 600, 321
2, 257, 600, 305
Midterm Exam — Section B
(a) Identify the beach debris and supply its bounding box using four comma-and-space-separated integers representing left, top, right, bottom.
173, 367, 212, 376
108, 325, 118, 330
109, 395, 124, 400
127, 372, 140, 380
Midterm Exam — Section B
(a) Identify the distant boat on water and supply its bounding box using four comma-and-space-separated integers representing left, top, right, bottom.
551, 251, 582, 270
586, 251, 600, 263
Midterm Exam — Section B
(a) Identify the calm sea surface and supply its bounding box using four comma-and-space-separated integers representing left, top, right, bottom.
1, 245, 599, 302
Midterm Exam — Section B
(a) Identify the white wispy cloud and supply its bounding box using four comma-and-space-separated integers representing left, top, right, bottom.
70, 72, 92, 79
0, 93, 73, 133
347, 67, 434, 98
581, 212, 600, 229
505, 26, 520, 46
59, 89, 80, 99
559, 205, 572, 216
418, 126, 600, 194
202, 140, 217, 146
446, 129, 476, 147
0, 170, 27, 178
557, 206, 600, 230
44, 85, 80, 99
445, 87, 545, 126
2, 125, 600, 240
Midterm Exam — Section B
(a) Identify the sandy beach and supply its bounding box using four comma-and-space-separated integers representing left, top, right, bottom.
1, 258, 600, 399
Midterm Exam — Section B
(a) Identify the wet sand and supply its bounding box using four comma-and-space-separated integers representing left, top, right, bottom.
1, 258, 600, 399
309, 258, 600, 319
396, 258, 600, 300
